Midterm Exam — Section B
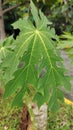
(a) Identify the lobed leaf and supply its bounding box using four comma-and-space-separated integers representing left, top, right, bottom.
0, 0, 71, 112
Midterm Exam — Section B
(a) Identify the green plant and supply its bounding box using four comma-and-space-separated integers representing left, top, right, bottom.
48, 103, 73, 130
0, 96, 21, 130
58, 32, 73, 64
49, 1, 73, 34
0, 0, 71, 113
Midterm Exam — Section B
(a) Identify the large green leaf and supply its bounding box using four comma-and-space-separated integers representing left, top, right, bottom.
1, 0, 71, 112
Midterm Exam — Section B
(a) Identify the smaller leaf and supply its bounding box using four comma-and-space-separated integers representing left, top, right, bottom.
57, 89, 64, 102
51, 100, 60, 113
11, 87, 26, 107
48, 89, 57, 109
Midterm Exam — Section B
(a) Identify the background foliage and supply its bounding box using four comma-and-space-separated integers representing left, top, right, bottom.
2, 0, 73, 36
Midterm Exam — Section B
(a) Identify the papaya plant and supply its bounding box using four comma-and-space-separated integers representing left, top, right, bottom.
0, 0, 71, 113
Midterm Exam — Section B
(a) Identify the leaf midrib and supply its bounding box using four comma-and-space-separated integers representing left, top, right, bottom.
37, 31, 57, 86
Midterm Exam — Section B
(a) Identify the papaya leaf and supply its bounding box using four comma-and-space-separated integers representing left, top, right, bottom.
0, 0, 71, 112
